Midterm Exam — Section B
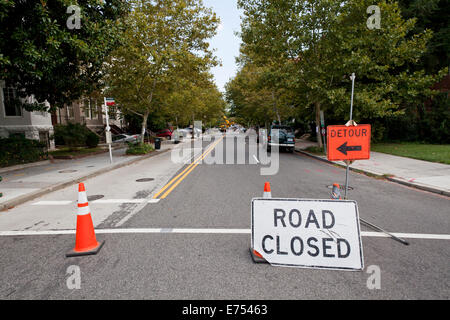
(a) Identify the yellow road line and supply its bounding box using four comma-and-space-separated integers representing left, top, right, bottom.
152, 138, 219, 199
153, 136, 223, 199
159, 137, 223, 199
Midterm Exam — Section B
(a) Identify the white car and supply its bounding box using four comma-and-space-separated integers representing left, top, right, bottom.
112, 134, 141, 143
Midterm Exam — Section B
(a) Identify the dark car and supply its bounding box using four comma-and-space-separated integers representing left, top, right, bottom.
267, 125, 295, 153
156, 129, 173, 140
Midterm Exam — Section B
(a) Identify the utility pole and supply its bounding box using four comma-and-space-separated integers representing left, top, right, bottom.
344, 73, 356, 199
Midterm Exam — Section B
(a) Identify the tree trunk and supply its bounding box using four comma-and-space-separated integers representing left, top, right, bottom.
141, 111, 149, 144
272, 91, 281, 124
315, 101, 323, 149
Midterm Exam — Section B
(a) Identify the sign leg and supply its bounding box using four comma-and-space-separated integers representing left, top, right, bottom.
344, 163, 350, 199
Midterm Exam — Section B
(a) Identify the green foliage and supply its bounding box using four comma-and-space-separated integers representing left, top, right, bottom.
372, 142, 450, 164
106, 0, 221, 143
126, 142, 154, 155
54, 123, 97, 148
231, 0, 447, 144
0, 0, 129, 110
0, 136, 47, 167
398, 0, 450, 74
85, 131, 100, 148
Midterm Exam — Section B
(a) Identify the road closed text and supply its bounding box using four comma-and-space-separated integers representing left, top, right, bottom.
251, 199, 364, 270
261, 209, 351, 258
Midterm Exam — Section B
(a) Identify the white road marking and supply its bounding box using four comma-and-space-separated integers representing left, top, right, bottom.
0, 228, 449, 240
31, 199, 160, 205
31, 201, 73, 206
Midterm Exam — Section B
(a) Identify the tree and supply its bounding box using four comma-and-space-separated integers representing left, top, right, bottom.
237, 0, 447, 146
0, 0, 129, 111
398, 0, 450, 74
105, 0, 219, 143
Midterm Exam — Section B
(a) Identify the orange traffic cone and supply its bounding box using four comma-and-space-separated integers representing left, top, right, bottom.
263, 182, 272, 198
66, 183, 104, 257
331, 183, 342, 200
250, 182, 272, 263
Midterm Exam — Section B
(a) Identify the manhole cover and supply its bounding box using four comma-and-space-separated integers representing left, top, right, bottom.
88, 195, 104, 201
136, 178, 155, 182
58, 170, 77, 173
326, 185, 354, 191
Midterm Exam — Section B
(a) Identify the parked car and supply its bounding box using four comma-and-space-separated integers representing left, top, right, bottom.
112, 134, 140, 144
156, 129, 173, 140
183, 127, 202, 136
267, 125, 295, 153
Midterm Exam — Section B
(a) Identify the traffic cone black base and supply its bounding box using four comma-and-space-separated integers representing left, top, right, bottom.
66, 240, 105, 257
249, 248, 268, 264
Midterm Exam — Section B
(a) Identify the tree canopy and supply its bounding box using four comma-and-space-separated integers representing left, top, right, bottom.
0, 0, 129, 111
228, 0, 448, 144
105, 0, 224, 141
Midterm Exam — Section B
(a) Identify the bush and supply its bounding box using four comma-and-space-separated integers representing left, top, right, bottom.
85, 131, 99, 148
53, 123, 95, 148
126, 143, 154, 155
0, 136, 47, 167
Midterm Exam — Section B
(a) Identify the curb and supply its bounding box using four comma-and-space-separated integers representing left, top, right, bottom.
294, 147, 450, 198
0, 148, 170, 211
0, 160, 52, 175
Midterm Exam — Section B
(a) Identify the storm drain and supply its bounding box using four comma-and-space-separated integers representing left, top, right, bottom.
87, 195, 104, 202
136, 178, 155, 182
327, 185, 354, 191
58, 170, 77, 173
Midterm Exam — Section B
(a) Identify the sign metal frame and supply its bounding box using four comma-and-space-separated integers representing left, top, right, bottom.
251, 198, 364, 271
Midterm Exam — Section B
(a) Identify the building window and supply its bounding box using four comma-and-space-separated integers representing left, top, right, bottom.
39, 131, 50, 149
3, 87, 22, 117
82, 98, 99, 120
82, 99, 90, 119
9, 132, 25, 139
91, 99, 98, 119
66, 104, 74, 119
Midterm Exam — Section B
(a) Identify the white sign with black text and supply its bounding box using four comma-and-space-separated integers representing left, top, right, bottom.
251, 198, 364, 271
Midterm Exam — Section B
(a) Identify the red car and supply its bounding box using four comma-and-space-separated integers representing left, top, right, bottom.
156, 129, 173, 140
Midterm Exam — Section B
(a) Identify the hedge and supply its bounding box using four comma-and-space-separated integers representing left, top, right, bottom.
0, 136, 48, 167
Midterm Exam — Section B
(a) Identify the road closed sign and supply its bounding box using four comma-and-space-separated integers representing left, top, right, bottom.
327, 124, 371, 161
251, 198, 364, 271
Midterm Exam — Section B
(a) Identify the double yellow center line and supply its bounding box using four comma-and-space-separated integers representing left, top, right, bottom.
153, 136, 224, 200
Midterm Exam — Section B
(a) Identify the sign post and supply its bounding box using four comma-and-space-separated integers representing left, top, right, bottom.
320, 111, 327, 156
251, 198, 364, 271
344, 73, 356, 198
104, 97, 114, 164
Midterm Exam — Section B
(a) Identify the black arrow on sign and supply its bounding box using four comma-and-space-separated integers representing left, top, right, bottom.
337, 142, 362, 155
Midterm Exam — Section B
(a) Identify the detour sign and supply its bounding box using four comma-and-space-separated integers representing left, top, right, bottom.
251, 198, 364, 271
327, 124, 371, 161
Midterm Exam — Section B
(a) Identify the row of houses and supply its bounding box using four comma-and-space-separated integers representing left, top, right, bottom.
0, 82, 124, 150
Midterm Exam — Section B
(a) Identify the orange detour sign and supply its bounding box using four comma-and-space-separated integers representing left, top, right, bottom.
327, 125, 371, 161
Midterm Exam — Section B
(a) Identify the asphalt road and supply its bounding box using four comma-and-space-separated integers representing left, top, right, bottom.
0, 133, 449, 299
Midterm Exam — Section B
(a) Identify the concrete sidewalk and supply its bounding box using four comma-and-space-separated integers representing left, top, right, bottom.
0, 142, 176, 211
295, 139, 450, 197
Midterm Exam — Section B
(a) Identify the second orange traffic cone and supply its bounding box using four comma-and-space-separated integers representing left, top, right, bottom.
66, 183, 104, 257
250, 182, 272, 263
263, 182, 271, 198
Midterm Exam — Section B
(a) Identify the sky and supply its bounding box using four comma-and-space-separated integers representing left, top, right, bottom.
203, 0, 243, 93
